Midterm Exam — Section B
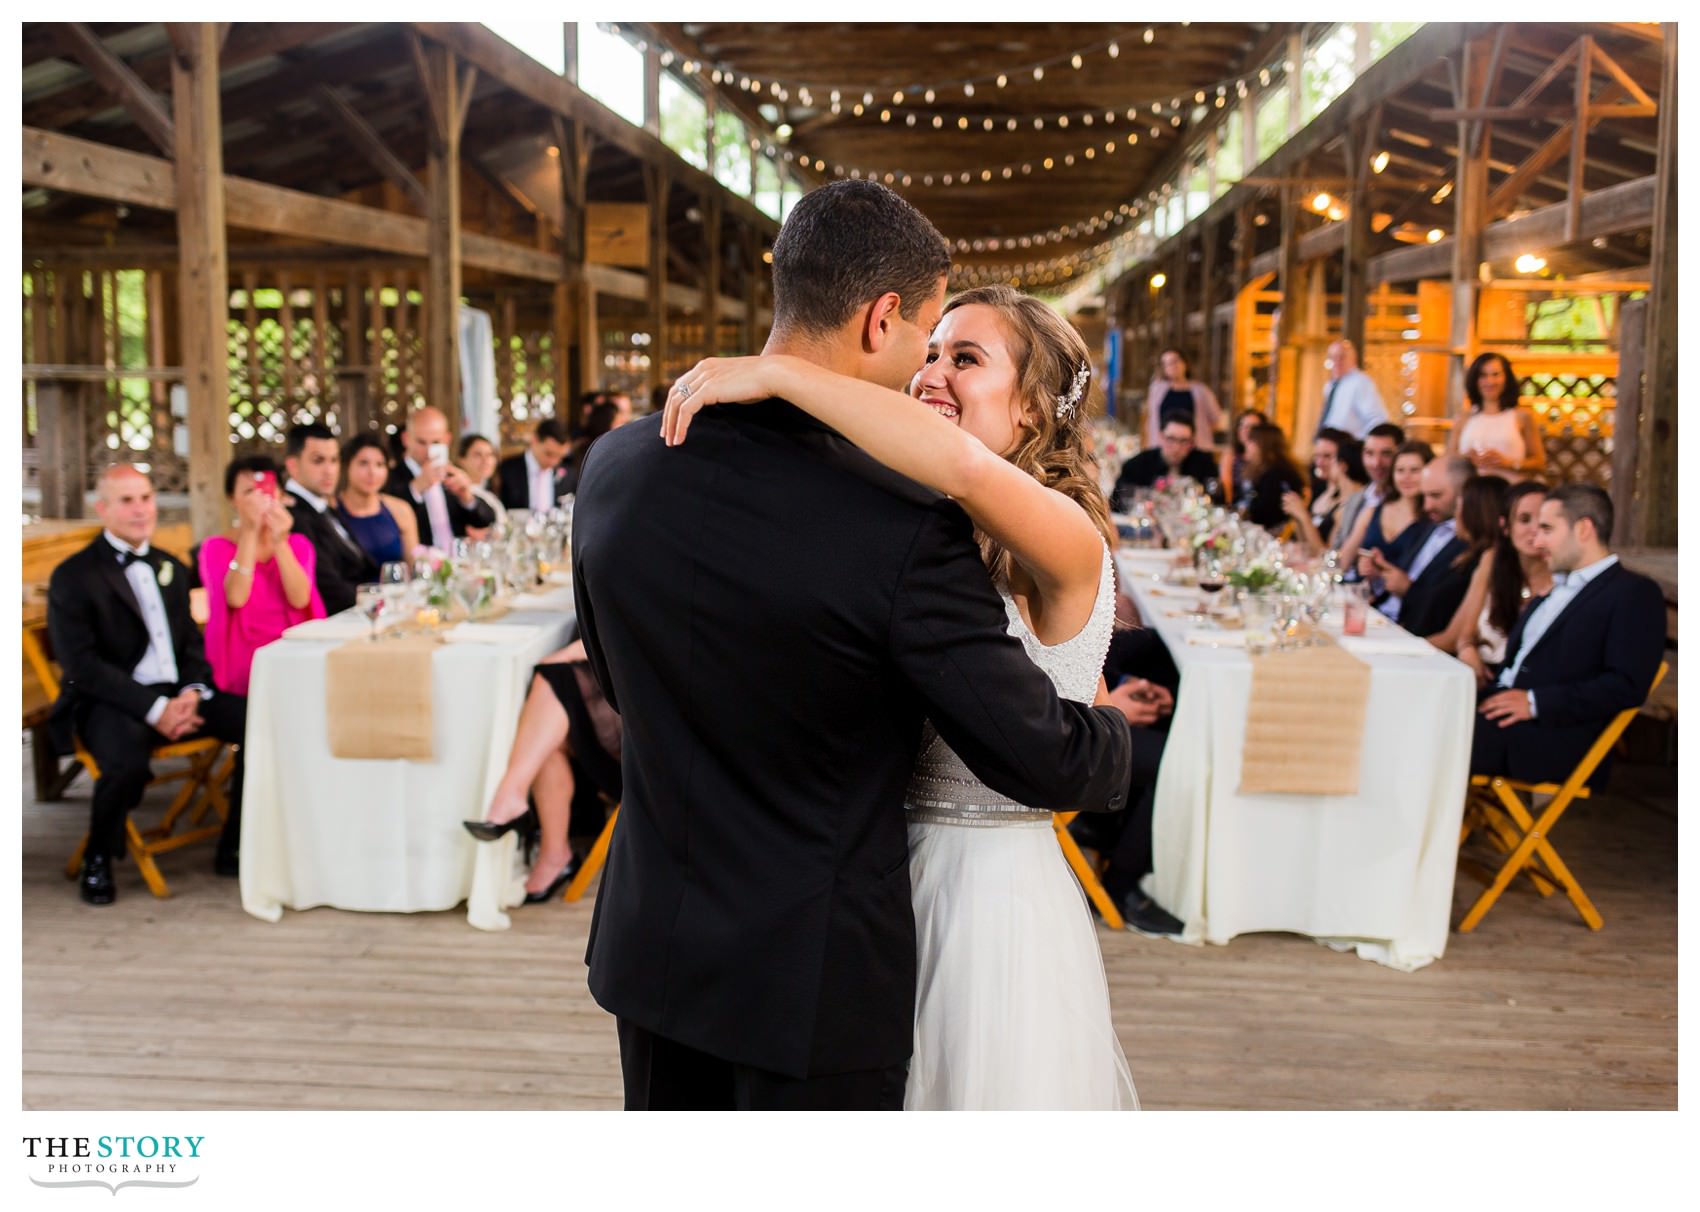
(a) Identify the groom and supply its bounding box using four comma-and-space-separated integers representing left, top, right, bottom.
572, 180, 1132, 1110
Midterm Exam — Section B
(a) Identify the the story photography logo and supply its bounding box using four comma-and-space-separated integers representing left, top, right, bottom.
22, 1131, 204, 1195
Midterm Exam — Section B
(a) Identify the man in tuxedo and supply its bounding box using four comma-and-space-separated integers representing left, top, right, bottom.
1368, 455, 1477, 636
385, 406, 495, 549
1110, 417, 1224, 510
47, 465, 248, 903
572, 179, 1132, 1110
1474, 483, 1665, 786
283, 422, 375, 614
494, 419, 570, 512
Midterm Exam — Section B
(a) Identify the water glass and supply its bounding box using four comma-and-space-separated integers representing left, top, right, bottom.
355, 583, 387, 641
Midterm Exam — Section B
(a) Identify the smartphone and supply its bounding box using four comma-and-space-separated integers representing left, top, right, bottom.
253, 470, 276, 497
428, 442, 450, 468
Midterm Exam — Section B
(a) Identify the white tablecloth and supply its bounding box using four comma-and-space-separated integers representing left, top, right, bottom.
240, 585, 576, 931
1118, 548, 1475, 970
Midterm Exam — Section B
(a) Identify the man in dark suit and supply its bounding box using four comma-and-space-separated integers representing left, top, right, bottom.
384, 406, 496, 549
1111, 416, 1225, 510
493, 419, 570, 512
572, 180, 1132, 1111
1474, 483, 1665, 786
282, 422, 375, 614
1368, 455, 1477, 637
47, 465, 248, 903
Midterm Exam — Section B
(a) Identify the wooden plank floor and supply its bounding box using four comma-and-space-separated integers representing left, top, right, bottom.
21, 737, 1676, 1110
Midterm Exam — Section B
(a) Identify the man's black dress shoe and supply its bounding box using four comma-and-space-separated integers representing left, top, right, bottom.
80, 855, 116, 906
522, 857, 578, 904
213, 852, 240, 878
1122, 894, 1184, 939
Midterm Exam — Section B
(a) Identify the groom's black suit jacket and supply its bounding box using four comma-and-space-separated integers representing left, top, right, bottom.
572, 402, 1132, 1080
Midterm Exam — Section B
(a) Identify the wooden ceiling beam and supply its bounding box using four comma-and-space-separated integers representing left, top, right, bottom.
22, 124, 562, 281
52, 23, 175, 157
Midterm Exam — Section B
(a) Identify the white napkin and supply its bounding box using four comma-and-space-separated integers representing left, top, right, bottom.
546, 570, 573, 586
1185, 630, 1251, 648
442, 623, 538, 645
1336, 633, 1438, 658
283, 615, 372, 641
508, 588, 574, 610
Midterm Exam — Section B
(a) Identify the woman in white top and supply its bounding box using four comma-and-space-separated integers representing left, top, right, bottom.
1449, 353, 1546, 481
1428, 480, 1553, 683
1143, 347, 1225, 451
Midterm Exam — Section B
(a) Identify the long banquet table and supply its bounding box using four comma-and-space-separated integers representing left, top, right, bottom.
1118, 546, 1476, 970
239, 583, 576, 931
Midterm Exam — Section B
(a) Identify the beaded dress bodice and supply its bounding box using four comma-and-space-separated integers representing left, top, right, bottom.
905, 545, 1116, 826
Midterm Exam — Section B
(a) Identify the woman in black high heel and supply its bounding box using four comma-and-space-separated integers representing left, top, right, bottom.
464, 639, 622, 903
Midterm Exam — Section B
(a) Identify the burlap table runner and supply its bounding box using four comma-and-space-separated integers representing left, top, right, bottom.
325, 633, 440, 761
1238, 632, 1372, 796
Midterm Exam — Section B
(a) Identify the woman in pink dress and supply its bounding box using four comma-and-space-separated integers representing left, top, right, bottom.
198, 455, 324, 695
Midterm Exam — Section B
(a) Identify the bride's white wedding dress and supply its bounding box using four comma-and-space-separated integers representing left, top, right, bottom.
903, 545, 1138, 1110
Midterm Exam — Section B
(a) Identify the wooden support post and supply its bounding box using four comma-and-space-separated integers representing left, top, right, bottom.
1447, 38, 1492, 421
1199, 219, 1218, 414
1567, 36, 1593, 244
701, 192, 723, 355
643, 41, 662, 137
170, 23, 230, 542
1340, 108, 1379, 358
562, 23, 578, 84
1630, 25, 1677, 547
415, 36, 469, 432
742, 227, 761, 355
645, 162, 670, 393
1287, 33, 1305, 136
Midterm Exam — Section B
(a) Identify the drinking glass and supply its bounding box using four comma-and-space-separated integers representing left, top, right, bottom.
379, 561, 409, 587
452, 571, 483, 622
1196, 555, 1226, 618
355, 583, 387, 641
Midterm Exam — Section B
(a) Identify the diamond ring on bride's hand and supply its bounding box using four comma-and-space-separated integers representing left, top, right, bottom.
676, 379, 694, 399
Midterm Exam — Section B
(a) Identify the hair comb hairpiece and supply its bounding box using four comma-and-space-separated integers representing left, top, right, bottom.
1055, 361, 1090, 421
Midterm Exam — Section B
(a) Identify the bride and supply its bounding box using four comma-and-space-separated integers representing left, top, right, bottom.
665, 284, 1137, 1110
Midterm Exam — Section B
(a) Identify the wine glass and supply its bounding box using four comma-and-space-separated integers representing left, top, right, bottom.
379, 561, 410, 587
1196, 555, 1226, 619
452, 571, 483, 622
355, 583, 387, 641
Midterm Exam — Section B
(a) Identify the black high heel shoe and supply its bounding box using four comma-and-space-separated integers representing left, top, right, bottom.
462, 805, 538, 843
522, 856, 579, 904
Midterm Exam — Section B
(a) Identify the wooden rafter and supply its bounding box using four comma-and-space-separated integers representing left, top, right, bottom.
309, 80, 429, 212
54, 23, 175, 157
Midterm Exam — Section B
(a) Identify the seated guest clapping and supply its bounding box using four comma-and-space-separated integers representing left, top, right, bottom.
1428, 481, 1552, 683
200, 455, 325, 695
334, 434, 419, 565
1110, 416, 1224, 510
48, 465, 250, 901
1473, 484, 1665, 786
1282, 427, 1368, 553
463, 638, 622, 904
1369, 455, 1479, 637
284, 422, 375, 614
495, 419, 571, 513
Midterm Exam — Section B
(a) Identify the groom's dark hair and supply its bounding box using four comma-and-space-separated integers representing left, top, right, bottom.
769, 180, 952, 337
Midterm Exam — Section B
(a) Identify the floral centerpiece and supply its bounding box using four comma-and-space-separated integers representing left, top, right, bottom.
411, 546, 455, 612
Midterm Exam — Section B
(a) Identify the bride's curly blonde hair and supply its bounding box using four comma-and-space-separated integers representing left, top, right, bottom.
943, 285, 1115, 584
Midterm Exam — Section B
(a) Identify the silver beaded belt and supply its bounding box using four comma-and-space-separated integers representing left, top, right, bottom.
905, 797, 1053, 827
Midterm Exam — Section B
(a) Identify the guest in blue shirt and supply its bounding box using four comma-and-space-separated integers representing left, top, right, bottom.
335, 433, 419, 564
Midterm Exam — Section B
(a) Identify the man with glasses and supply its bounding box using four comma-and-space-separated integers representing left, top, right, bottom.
1112, 416, 1225, 511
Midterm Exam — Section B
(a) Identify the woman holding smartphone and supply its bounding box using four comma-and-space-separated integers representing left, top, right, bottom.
198, 454, 325, 695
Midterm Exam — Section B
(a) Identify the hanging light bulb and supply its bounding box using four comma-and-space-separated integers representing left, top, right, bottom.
1144, 28, 1155, 43
932, 115, 943, 128
1071, 53, 1083, 69
996, 73, 1008, 88
924, 88, 936, 103
1108, 42, 1119, 58
892, 90, 904, 104
964, 82, 976, 97
1059, 115, 1069, 128
1033, 66, 1044, 80
1372, 150, 1390, 174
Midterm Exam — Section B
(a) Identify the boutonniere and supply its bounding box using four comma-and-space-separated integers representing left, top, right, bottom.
156, 561, 174, 588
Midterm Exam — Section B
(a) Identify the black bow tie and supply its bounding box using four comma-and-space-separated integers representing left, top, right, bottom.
115, 548, 146, 568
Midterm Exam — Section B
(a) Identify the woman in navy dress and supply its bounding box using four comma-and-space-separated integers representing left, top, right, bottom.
335, 433, 419, 564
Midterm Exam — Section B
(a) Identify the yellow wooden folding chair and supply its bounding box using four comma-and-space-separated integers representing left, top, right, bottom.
563, 804, 619, 902
1456, 661, 1667, 933
1053, 811, 1125, 929
23, 622, 234, 899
